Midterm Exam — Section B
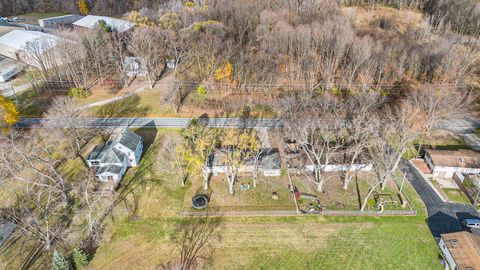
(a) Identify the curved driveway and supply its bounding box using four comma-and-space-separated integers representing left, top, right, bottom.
400, 160, 479, 240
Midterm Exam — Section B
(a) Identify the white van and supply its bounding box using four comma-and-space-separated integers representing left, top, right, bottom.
461, 218, 480, 229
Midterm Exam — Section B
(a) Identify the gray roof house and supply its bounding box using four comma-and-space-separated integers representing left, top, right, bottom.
206, 148, 282, 177
87, 129, 143, 182
124, 57, 148, 78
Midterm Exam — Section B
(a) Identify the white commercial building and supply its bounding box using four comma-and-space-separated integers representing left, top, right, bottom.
0, 30, 63, 68
73, 15, 134, 33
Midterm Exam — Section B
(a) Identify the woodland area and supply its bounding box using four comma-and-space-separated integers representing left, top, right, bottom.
19, 0, 479, 117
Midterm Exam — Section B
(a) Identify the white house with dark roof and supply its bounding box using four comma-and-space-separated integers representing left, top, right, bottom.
73, 15, 134, 33
87, 129, 143, 182
425, 149, 480, 178
206, 148, 282, 177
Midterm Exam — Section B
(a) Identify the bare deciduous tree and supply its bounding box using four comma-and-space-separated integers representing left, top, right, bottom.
167, 216, 222, 270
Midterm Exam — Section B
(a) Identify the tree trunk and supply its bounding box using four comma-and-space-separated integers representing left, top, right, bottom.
382, 150, 405, 191
361, 183, 380, 211
343, 172, 350, 190
226, 171, 236, 195
315, 168, 324, 192
203, 170, 209, 190
253, 169, 257, 188
147, 71, 153, 89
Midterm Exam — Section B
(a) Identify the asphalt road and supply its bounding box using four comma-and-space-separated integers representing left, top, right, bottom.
16, 117, 284, 129
15, 116, 480, 130
400, 160, 479, 240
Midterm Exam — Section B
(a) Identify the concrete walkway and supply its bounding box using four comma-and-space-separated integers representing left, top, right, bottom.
0, 81, 32, 97
78, 84, 149, 110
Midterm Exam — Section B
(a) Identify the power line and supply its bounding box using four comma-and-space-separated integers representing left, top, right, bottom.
26, 80, 473, 93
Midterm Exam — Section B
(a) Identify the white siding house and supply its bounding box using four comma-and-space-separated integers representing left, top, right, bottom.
304, 164, 373, 173
87, 130, 143, 182
425, 149, 480, 178
206, 148, 282, 177
439, 231, 480, 270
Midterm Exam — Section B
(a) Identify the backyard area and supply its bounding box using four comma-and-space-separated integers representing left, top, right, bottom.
84, 128, 440, 269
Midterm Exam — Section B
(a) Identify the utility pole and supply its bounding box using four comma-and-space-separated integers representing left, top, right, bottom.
10, 83, 17, 104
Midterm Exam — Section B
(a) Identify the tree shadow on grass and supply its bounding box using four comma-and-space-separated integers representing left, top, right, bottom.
162, 215, 223, 270
114, 127, 161, 219
11, 89, 62, 118
96, 94, 150, 119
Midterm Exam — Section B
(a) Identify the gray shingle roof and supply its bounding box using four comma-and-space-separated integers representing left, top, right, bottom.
88, 143, 107, 160
112, 129, 142, 152
97, 164, 124, 175
102, 148, 127, 164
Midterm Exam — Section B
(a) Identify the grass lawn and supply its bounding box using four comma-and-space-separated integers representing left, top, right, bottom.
443, 188, 471, 204
87, 128, 441, 270
183, 175, 296, 211
405, 131, 470, 159
289, 172, 404, 211
9, 89, 59, 117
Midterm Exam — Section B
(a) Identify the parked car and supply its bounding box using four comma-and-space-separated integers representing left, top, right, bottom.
11, 17, 25, 22
461, 219, 480, 229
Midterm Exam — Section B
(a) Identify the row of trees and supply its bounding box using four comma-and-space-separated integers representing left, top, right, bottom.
0, 97, 122, 268
24, 0, 479, 97
156, 86, 470, 210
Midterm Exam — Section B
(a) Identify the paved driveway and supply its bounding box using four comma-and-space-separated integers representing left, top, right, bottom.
400, 160, 479, 240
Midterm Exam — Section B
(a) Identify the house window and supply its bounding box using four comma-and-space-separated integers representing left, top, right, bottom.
129, 159, 133, 162
128, 152, 131, 156
91, 160, 100, 165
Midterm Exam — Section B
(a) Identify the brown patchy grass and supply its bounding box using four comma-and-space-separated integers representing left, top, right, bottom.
183, 175, 296, 211
343, 6, 424, 38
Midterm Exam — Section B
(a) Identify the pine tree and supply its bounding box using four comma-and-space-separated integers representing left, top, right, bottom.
72, 248, 89, 269
52, 250, 71, 270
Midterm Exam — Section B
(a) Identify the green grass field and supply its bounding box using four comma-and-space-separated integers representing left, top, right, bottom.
87, 129, 442, 270
443, 188, 471, 204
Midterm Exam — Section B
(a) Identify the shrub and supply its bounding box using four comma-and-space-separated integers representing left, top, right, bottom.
196, 85, 207, 95
72, 248, 89, 269
68, 88, 89, 99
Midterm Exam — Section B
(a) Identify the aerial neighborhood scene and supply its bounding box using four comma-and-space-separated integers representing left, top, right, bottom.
0, 0, 480, 269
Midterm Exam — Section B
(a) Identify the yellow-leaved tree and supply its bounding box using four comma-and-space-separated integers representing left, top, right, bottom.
179, 119, 220, 190
127, 10, 156, 26
77, 0, 89, 15
214, 62, 233, 81
0, 94, 19, 128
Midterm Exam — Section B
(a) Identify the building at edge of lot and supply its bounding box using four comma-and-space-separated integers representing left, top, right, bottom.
424, 149, 480, 178
439, 231, 480, 270
38, 14, 84, 28
206, 148, 282, 177
0, 29, 63, 68
72, 15, 134, 33
86, 129, 143, 182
